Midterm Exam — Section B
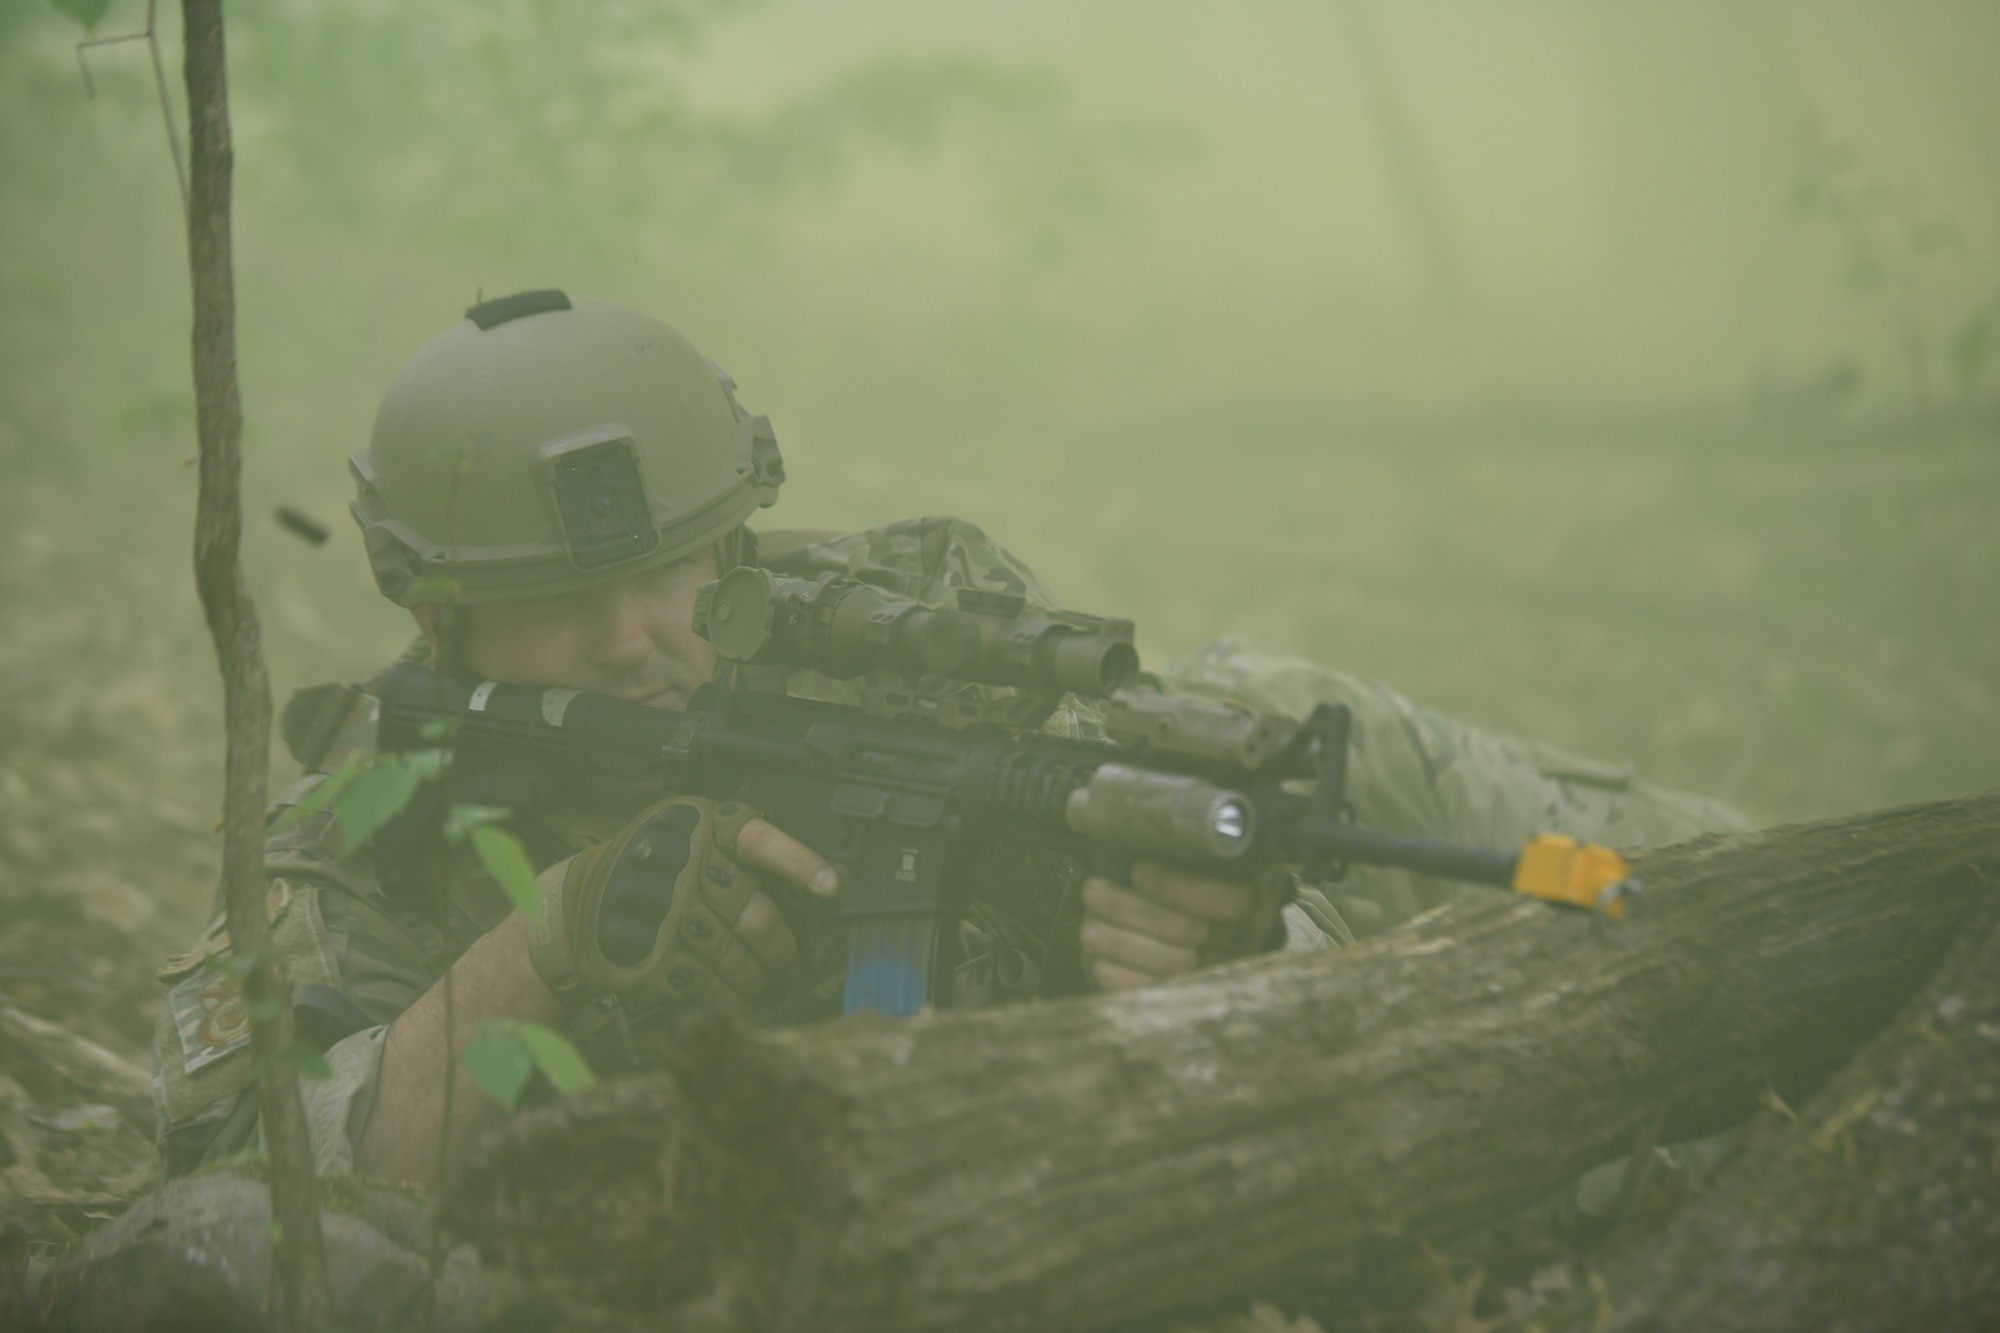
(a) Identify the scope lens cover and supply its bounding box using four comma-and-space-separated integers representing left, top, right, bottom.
703, 566, 778, 660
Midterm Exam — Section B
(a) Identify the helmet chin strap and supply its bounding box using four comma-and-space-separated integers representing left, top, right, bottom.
704, 526, 757, 687
721, 524, 759, 575
426, 602, 470, 678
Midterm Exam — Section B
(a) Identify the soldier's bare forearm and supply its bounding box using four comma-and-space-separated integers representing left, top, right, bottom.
354, 912, 563, 1186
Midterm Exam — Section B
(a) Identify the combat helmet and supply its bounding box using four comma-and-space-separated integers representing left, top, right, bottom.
351, 290, 785, 606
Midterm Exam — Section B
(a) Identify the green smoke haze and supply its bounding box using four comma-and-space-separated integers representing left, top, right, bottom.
3, 0, 1997, 825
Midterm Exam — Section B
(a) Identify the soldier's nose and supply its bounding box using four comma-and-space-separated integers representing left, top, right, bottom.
587, 584, 655, 671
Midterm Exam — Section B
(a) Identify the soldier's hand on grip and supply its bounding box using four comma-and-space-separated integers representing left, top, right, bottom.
525, 797, 838, 1016
1080, 861, 1261, 991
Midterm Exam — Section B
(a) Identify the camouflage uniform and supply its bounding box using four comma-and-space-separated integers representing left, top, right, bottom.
151, 517, 1750, 1178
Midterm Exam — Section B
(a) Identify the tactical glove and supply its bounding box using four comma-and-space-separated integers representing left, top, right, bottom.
524, 797, 764, 1016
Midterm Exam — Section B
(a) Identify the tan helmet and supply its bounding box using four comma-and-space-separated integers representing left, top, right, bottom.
350, 290, 784, 605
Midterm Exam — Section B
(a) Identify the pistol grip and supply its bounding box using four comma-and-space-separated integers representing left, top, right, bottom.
1196, 864, 1294, 967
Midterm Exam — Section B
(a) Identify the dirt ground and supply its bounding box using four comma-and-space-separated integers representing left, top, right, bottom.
0, 471, 220, 1252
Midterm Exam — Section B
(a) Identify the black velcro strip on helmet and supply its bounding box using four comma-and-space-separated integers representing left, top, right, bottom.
465, 288, 573, 330
550, 437, 659, 570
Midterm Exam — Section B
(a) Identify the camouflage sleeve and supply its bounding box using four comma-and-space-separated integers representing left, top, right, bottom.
150, 876, 445, 1177
154, 658, 527, 1179
764, 516, 1103, 739
1160, 637, 1753, 938
763, 515, 1068, 612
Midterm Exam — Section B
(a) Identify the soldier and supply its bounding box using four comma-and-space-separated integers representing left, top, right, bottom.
152, 291, 1749, 1190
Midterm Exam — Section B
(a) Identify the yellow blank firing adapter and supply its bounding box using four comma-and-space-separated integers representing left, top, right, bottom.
1510, 834, 1640, 918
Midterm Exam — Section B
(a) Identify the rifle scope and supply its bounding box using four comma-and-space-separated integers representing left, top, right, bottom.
694, 567, 1140, 699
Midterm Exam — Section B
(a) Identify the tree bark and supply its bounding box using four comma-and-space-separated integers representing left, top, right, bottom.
181, 1, 332, 1327
1541, 895, 2000, 1333
443, 791, 2000, 1332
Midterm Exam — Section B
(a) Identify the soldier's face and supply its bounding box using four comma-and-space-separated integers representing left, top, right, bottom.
414, 549, 721, 710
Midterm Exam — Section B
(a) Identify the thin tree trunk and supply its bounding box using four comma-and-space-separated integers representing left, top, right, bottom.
444, 791, 2000, 1332
180, 2, 331, 1327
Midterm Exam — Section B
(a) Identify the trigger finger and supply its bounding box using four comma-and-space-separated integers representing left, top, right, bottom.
732, 890, 798, 973
735, 819, 842, 899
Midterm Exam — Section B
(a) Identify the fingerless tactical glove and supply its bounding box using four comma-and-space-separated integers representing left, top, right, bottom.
525, 796, 764, 1016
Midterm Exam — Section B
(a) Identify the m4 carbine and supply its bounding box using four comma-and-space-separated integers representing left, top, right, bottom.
377, 569, 1637, 1018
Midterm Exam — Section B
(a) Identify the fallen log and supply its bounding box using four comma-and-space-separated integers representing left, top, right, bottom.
1544, 892, 2000, 1333
444, 791, 2000, 1331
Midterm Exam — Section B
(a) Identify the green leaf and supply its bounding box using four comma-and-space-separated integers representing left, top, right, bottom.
398, 748, 449, 782
246, 995, 282, 1023
266, 754, 366, 837
211, 947, 270, 979
471, 825, 542, 923
464, 1021, 534, 1112
419, 716, 457, 742
47, 0, 116, 34
444, 802, 512, 843
402, 576, 462, 603
336, 760, 422, 848
517, 1023, 595, 1096
271, 1039, 333, 1082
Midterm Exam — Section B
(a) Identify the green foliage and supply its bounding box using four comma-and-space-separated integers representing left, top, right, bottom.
269, 1037, 334, 1083
1786, 113, 1978, 410
516, 1023, 596, 1096
334, 759, 422, 848
464, 1019, 594, 1112
401, 577, 463, 604
4, 0, 1997, 841
272, 752, 445, 852
396, 748, 448, 782
468, 824, 542, 924
44, 0, 115, 35
183, 0, 1122, 271
463, 1021, 535, 1111
211, 948, 270, 979
442, 803, 511, 841
266, 755, 365, 837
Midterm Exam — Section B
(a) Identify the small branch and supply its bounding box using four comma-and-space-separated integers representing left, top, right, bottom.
76, 0, 188, 213
179, 1, 330, 1328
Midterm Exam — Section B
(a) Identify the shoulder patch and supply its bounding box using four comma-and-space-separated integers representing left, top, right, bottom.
166, 967, 253, 1075
153, 879, 339, 1129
